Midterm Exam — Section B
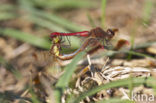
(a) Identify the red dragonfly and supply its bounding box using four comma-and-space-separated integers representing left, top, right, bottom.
51, 27, 118, 40
51, 27, 118, 49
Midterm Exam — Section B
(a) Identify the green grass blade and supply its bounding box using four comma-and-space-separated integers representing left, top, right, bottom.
87, 12, 96, 28
56, 52, 85, 87
97, 98, 134, 103
18, 0, 68, 32
31, 0, 96, 9
29, 87, 41, 103
0, 28, 51, 49
128, 74, 133, 98
142, 0, 153, 25
101, 0, 107, 28
102, 41, 156, 59
18, 0, 34, 9
99, 50, 155, 59
126, 50, 154, 58
18, 0, 70, 32
0, 12, 16, 20
54, 52, 85, 103
72, 77, 155, 103
0, 4, 15, 11
134, 41, 156, 49
28, 15, 68, 32
0, 4, 16, 20
31, 10, 83, 32
18, 0, 83, 32
127, 20, 139, 60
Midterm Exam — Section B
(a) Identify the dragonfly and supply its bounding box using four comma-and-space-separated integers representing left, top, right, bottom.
51, 27, 117, 39
51, 27, 118, 49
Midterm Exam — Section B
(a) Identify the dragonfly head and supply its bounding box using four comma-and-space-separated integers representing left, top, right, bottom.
106, 28, 118, 40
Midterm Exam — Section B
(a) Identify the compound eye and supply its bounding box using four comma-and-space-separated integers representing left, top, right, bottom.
107, 29, 114, 38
